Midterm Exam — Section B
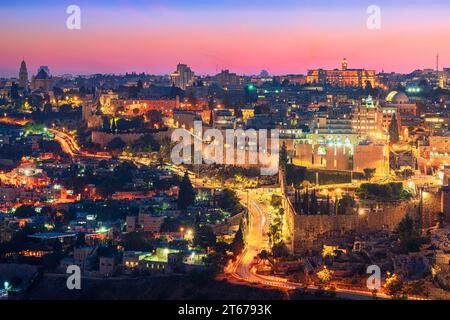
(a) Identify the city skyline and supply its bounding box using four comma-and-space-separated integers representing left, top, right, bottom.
1, 0, 449, 77
0, 55, 447, 79
1, 0, 450, 305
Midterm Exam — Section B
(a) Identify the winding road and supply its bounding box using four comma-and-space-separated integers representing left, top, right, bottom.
227, 189, 400, 300
0, 117, 423, 300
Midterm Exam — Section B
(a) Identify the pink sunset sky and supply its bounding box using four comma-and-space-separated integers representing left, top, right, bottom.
0, 1, 449, 76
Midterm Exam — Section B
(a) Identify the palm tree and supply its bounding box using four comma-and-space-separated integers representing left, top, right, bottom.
158, 137, 173, 168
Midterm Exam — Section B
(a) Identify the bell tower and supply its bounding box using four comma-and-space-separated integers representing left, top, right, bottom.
341, 58, 348, 71
19, 59, 28, 89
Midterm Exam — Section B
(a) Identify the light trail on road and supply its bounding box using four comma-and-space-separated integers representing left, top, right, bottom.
1, 117, 427, 300
228, 189, 408, 300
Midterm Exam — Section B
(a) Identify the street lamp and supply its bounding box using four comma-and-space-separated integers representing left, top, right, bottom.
185, 229, 194, 241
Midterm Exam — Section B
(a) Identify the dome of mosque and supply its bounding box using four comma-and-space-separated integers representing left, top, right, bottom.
386, 91, 409, 104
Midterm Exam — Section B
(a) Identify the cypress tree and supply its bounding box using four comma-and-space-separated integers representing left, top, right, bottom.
302, 189, 310, 215
279, 142, 288, 169
177, 172, 195, 211
209, 110, 214, 127
326, 195, 331, 215
111, 118, 117, 133
310, 190, 319, 215
389, 112, 400, 144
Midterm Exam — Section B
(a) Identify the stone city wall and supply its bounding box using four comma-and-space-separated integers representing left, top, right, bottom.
279, 171, 441, 253
91, 131, 144, 147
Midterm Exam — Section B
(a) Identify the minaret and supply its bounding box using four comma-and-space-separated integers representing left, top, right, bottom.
436, 52, 439, 75
437, 53, 439, 70
19, 59, 28, 89
437, 52, 445, 89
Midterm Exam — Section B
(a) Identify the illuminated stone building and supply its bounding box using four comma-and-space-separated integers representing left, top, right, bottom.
418, 134, 450, 173
352, 96, 385, 140
280, 108, 389, 175
381, 91, 417, 134
31, 68, 54, 92
82, 101, 103, 129
307, 59, 376, 88
0, 162, 50, 188
213, 109, 236, 130
422, 114, 449, 135
385, 91, 417, 116
99, 91, 119, 108
172, 110, 200, 131
108, 98, 180, 117
295, 142, 353, 170
353, 142, 389, 175
279, 123, 389, 175
125, 213, 164, 233
291, 135, 388, 175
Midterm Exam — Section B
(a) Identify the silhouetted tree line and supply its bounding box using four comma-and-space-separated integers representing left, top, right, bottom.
293, 188, 355, 215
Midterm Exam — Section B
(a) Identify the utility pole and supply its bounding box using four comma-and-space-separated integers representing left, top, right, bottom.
436, 52, 439, 75
436, 51, 440, 88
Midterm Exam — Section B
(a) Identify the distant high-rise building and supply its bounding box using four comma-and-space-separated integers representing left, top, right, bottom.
214, 69, 242, 88
19, 60, 28, 89
170, 63, 195, 90
260, 70, 269, 77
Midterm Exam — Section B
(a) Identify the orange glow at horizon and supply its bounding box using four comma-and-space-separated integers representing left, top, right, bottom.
0, 5, 449, 76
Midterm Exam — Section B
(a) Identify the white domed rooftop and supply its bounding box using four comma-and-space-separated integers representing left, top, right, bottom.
386, 91, 409, 104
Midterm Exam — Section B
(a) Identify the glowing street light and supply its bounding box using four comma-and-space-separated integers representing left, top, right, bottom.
185, 229, 194, 241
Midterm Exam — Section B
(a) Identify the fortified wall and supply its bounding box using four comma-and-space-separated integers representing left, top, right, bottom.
279, 170, 439, 253
91, 131, 144, 147
291, 201, 416, 251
